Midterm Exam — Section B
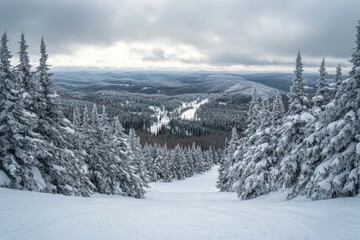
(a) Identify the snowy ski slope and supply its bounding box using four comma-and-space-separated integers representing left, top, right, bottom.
1, 166, 359, 240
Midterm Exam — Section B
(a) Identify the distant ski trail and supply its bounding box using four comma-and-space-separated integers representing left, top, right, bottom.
0, 166, 359, 240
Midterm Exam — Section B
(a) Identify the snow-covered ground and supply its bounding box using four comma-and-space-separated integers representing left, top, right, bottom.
180, 98, 208, 120
1, 166, 359, 240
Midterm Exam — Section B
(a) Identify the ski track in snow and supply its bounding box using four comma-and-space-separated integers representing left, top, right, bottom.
1, 166, 360, 240
180, 99, 209, 120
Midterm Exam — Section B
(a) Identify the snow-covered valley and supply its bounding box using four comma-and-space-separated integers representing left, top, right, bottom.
1, 166, 359, 240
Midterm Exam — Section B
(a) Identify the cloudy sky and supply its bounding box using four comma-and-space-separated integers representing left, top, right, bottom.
1, 0, 359, 72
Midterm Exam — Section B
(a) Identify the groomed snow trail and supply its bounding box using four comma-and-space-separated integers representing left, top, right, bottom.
1, 166, 360, 240
180, 99, 209, 120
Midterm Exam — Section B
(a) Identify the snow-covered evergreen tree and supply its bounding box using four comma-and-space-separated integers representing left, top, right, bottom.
99, 105, 108, 127
150, 144, 161, 181
272, 91, 285, 126
110, 117, 147, 198
35, 38, 93, 196
188, 143, 200, 174
90, 103, 99, 128
143, 143, 156, 181
232, 96, 277, 199
313, 58, 331, 111
217, 127, 239, 192
184, 146, 194, 177
210, 146, 219, 165
202, 146, 212, 171
334, 64, 343, 88
288, 51, 308, 115
349, 20, 360, 77
154, 145, 166, 180
161, 145, 174, 182
82, 105, 89, 128
173, 145, 186, 180
72, 104, 81, 127
273, 52, 314, 192
0, 32, 42, 191
260, 97, 271, 129
245, 88, 261, 136
17, 32, 33, 92
128, 128, 149, 183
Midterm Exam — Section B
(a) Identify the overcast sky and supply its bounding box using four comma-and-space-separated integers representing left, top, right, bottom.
1, 0, 359, 72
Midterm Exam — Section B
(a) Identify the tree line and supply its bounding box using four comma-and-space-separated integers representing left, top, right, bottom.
0, 33, 217, 198
218, 21, 360, 200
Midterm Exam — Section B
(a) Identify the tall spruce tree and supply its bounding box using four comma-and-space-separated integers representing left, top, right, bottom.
313, 58, 329, 108
129, 128, 149, 184
173, 144, 186, 180
217, 127, 239, 192
272, 91, 285, 126
288, 51, 308, 115
17, 32, 33, 92
274, 52, 314, 192
260, 97, 271, 129
349, 20, 360, 77
334, 64, 343, 88
143, 143, 156, 181
161, 145, 173, 182
72, 104, 81, 127
34, 38, 93, 196
245, 88, 261, 136
233, 96, 277, 199
111, 117, 147, 198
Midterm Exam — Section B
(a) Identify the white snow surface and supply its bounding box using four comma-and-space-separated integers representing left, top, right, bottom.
356, 143, 360, 155
1, 166, 360, 240
180, 98, 208, 120
224, 80, 277, 96
61, 126, 75, 134
30, 167, 46, 191
0, 170, 10, 186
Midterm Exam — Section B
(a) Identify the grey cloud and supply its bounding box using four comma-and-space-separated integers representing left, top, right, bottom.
206, 51, 294, 67
1, 0, 359, 68
142, 48, 204, 64
142, 48, 167, 62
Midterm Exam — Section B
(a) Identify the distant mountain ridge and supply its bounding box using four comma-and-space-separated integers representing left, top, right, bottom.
53, 71, 282, 96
